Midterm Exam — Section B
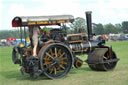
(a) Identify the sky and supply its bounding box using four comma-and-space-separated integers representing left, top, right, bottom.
0, 0, 128, 30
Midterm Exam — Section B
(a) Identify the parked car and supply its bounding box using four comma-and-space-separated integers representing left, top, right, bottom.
0, 42, 4, 46
118, 36, 128, 41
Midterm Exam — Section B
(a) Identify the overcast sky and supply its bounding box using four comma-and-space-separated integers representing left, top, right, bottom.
0, 0, 128, 30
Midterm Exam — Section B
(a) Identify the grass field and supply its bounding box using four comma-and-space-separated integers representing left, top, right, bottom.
0, 41, 128, 85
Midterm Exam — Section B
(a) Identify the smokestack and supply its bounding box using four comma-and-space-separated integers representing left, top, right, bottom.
85, 11, 92, 40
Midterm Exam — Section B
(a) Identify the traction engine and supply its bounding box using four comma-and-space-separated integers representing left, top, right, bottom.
11, 11, 119, 79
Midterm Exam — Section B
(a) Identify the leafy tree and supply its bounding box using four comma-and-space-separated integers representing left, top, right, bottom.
70, 17, 86, 33
104, 23, 120, 34
0, 31, 9, 39
115, 24, 123, 33
61, 24, 70, 34
40, 27, 50, 33
93, 23, 104, 35
67, 29, 74, 34
122, 21, 128, 33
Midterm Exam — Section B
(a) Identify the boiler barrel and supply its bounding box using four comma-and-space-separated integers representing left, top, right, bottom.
69, 41, 100, 54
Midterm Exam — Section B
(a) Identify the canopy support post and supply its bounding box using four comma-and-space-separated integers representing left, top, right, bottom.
20, 27, 23, 43
24, 26, 27, 46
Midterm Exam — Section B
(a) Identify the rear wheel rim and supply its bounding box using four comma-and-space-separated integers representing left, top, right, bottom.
40, 44, 73, 79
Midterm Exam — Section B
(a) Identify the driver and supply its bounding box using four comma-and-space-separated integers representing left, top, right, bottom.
29, 25, 40, 59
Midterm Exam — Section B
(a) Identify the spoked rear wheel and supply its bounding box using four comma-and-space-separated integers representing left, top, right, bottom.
40, 43, 73, 79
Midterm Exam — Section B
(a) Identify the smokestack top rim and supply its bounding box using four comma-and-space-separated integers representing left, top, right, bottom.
85, 11, 92, 14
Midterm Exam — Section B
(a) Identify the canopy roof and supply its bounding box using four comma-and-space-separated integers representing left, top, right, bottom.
12, 15, 74, 27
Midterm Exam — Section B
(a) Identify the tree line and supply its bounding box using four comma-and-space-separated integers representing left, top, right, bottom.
68, 17, 128, 35
0, 17, 128, 39
0, 29, 29, 39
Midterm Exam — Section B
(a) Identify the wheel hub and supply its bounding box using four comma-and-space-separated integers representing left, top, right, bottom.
54, 57, 60, 65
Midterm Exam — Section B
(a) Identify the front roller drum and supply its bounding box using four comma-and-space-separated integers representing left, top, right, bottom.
87, 49, 119, 71
39, 43, 73, 79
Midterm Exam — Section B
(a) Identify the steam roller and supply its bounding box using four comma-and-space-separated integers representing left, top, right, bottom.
11, 11, 119, 79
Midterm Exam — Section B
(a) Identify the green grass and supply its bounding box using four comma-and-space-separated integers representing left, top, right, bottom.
0, 41, 128, 85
